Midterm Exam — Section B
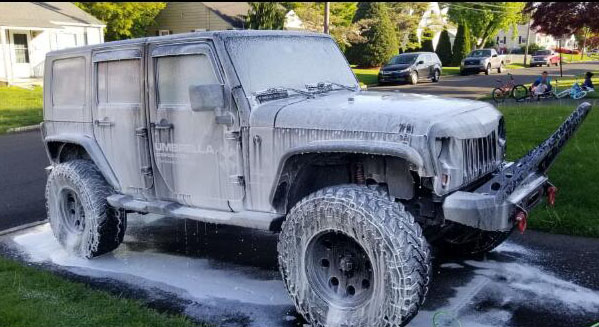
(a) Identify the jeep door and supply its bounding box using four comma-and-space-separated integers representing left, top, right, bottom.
146, 41, 231, 210
91, 45, 153, 197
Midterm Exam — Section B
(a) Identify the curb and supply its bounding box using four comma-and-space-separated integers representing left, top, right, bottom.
6, 124, 41, 134
0, 220, 47, 237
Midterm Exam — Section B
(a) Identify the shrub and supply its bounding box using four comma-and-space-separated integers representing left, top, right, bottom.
451, 21, 471, 66
420, 28, 435, 52
436, 29, 453, 66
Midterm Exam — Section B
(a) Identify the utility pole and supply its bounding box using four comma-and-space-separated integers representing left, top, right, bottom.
324, 2, 330, 34
524, 20, 531, 66
559, 39, 563, 77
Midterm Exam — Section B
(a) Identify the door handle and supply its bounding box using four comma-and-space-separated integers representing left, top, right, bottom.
94, 119, 114, 127
153, 120, 173, 130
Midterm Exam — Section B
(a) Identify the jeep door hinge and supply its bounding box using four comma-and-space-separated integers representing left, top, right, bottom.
141, 166, 153, 176
229, 175, 245, 186
135, 127, 148, 137
225, 131, 241, 142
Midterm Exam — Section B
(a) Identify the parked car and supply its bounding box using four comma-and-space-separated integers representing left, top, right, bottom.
378, 52, 442, 85
41, 30, 592, 327
530, 49, 560, 67
460, 48, 505, 75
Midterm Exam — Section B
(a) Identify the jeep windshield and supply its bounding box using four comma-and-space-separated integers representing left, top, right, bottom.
468, 50, 492, 57
388, 54, 418, 65
225, 35, 358, 103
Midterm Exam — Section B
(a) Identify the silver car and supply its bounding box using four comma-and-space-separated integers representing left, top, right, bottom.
460, 48, 505, 75
41, 31, 591, 327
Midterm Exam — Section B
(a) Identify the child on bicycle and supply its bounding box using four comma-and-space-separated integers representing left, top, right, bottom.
531, 71, 552, 95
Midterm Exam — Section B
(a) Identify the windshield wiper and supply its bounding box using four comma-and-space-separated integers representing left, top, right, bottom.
253, 87, 314, 103
306, 82, 357, 93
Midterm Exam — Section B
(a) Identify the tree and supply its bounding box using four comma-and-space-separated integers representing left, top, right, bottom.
75, 2, 166, 41
446, 2, 525, 49
524, 2, 599, 37
386, 3, 429, 52
436, 29, 453, 66
347, 2, 398, 67
452, 21, 471, 66
420, 28, 435, 52
246, 2, 285, 30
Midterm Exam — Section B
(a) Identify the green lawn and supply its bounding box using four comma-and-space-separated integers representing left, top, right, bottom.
352, 66, 461, 86
0, 86, 43, 134
0, 256, 199, 327
500, 103, 599, 237
561, 53, 597, 63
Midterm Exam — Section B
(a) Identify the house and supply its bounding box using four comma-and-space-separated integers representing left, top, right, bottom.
416, 2, 456, 49
148, 2, 304, 36
0, 2, 105, 85
495, 24, 577, 53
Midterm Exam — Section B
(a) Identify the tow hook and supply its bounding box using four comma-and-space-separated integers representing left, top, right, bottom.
515, 211, 528, 234
546, 185, 558, 207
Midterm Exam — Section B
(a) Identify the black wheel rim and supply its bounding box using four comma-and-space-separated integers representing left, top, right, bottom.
305, 231, 374, 308
58, 187, 85, 235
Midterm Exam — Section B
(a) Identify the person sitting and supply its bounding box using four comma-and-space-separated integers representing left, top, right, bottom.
531, 71, 552, 95
582, 71, 594, 91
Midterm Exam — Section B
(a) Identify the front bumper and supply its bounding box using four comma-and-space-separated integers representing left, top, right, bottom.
461, 64, 485, 72
378, 71, 410, 82
442, 103, 592, 232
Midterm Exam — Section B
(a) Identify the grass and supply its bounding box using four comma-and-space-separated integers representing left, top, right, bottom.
499, 102, 599, 237
561, 53, 597, 63
352, 66, 462, 86
0, 86, 43, 134
0, 256, 199, 327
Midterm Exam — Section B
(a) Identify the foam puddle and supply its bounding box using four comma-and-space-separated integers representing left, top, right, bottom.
12, 224, 291, 307
9, 224, 599, 327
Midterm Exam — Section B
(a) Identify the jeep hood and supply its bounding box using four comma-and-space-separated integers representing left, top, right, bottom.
250, 91, 501, 136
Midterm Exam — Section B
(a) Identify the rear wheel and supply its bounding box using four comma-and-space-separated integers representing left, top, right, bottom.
278, 185, 431, 327
485, 64, 491, 75
497, 63, 504, 73
46, 160, 126, 258
432, 69, 440, 82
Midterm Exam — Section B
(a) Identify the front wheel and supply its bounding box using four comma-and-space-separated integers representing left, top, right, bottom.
278, 185, 431, 327
46, 160, 126, 258
511, 84, 529, 102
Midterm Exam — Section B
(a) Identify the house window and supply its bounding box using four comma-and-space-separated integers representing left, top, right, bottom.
518, 36, 522, 44
13, 33, 29, 64
158, 30, 170, 36
503, 36, 507, 44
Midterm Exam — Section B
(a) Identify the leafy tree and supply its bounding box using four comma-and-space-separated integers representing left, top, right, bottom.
524, 2, 599, 37
347, 2, 398, 67
403, 30, 421, 53
452, 21, 471, 66
420, 28, 435, 52
246, 2, 285, 30
387, 3, 429, 52
436, 29, 453, 66
520, 43, 542, 54
446, 2, 525, 49
75, 2, 166, 41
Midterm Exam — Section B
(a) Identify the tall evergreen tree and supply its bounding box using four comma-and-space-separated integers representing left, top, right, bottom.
436, 29, 453, 66
246, 2, 285, 30
347, 2, 398, 67
452, 22, 471, 66
420, 28, 435, 52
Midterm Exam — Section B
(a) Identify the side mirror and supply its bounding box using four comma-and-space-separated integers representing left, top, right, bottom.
492, 54, 498, 57
417, 60, 425, 65
189, 84, 225, 112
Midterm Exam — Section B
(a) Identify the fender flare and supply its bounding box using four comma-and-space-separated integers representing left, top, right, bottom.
270, 140, 425, 207
44, 133, 120, 191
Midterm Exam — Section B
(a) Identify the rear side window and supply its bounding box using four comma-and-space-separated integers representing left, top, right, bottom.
425, 54, 433, 63
97, 59, 141, 105
156, 54, 218, 107
52, 57, 85, 107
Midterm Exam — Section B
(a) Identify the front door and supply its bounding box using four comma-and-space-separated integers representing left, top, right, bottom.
10, 31, 31, 78
92, 46, 152, 198
147, 41, 231, 210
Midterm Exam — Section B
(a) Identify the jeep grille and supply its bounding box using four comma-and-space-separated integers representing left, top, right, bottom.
463, 131, 499, 183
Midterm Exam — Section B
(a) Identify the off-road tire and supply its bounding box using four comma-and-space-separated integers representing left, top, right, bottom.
436, 223, 512, 256
278, 185, 431, 327
409, 71, 418, 85
46, 160, 126, 258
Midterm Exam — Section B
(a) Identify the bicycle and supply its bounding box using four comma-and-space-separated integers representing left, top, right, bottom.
555, 81, 589, 99
492, 73, 528, 103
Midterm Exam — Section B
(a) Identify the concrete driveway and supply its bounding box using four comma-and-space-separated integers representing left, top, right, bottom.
1, 214, 598, 327
372, 62, 599, 99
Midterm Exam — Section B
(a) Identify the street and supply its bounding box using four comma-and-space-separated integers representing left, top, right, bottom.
1, 215, 598, 327
372, 61, 599, 98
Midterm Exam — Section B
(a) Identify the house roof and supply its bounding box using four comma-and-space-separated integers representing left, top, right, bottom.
0, 2, 104, 29
201, 2, 250, 27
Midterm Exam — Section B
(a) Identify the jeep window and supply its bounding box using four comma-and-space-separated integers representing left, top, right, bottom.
156, 54, 218, 108
97, 59, 141, 105
469, 50, 492, 57
52, 57, 85, 107
389, 54, 418, 65
225, 36, 357, 100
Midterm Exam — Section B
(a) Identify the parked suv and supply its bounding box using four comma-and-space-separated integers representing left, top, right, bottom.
530, 49, 560, 67
41, 31, 591, 327
460, 48, 505, 75
378, 52, 442, 85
